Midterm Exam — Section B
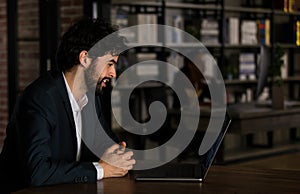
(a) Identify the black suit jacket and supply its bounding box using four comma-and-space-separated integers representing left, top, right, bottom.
0, 71, 116, 193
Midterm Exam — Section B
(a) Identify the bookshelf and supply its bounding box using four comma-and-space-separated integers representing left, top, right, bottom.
108, 0, 300, 160
221, 0, 300, 103
110, 0, 300, 102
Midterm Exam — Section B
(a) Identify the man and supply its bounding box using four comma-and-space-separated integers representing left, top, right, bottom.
0, 18, 135, 193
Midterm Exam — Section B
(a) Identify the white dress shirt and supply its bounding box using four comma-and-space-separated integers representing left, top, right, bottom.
63, 74, 103, 180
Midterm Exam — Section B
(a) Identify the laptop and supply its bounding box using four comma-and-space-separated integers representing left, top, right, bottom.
134, 113, 231, 182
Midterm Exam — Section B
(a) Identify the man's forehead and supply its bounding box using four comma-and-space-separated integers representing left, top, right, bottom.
89, 50, 119, 58
96, 54, 119, 62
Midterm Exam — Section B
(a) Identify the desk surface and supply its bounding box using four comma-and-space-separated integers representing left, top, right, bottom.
14, 166, 300, 194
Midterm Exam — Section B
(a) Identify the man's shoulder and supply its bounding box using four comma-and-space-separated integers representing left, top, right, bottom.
20, 71, 66, 104
23, 71, 63, 95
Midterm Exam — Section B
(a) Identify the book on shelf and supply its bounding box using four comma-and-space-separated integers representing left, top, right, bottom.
225, 18, 270, 46
172, 15, 184, 43
239, 53, 256, 80
273, 0, 299, 12
241, 20, 258, 45
290, 20, 300, 45
289, 0, 299, 12
167, 51, 184, 84
257, 19, 270, 46
112, 7, 136, 42
200, 19, 219, 45
296, 21, 300, 46
226, 17, 239, 45
136, 53, 159, 81
281, 51, 289, 79
165, 9, 184, 44
128, 13, 158, 44
112, 7, 129, 29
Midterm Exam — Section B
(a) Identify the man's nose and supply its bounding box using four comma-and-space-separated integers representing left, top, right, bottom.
109, 66, 116, 78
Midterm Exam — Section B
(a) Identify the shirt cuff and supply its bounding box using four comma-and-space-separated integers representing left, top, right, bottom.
93, 162, 104, 180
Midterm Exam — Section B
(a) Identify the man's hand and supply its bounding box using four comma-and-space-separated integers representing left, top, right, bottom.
99, 142, 136, 178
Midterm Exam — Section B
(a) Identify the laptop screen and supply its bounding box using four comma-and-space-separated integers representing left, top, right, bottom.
200, 112, 231, 178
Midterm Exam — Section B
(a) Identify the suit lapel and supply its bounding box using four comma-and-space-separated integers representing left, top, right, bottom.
53, 72, 76, 129
51, 71, 77, 156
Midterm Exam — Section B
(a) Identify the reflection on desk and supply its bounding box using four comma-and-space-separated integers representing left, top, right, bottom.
13, 166, 300, 194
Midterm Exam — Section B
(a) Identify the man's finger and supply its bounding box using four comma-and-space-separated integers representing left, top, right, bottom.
106, 144, 120, 153
116, 141, 126, 154
120, 159, 136, 168
120, 141, 126, 147
120, 151, 133, 159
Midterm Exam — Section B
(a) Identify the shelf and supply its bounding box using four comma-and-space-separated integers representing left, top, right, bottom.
165, 1, 221, 11
224, 44, 264, 49
166, 42, 203, 48
166, 42, 221, 49
277, 43, 299, 49
224, 6, 272, 14
124, 42, 221, 51
112, 1, 161, 7
283, 76, 300, 82
224, 44, 300, 49
125, 42, 163, 47
124, 42, 221, 52
112, 0, 222, 10
224, 76, 300, 86
113, 81, 165, 90
225, 79, 257, 85
273, 10, 300, 16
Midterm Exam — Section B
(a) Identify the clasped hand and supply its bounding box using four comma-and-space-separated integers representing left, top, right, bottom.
99, 142, 136, 178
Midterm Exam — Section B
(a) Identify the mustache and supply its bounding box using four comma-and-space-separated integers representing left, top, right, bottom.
97, 77, 112, 85
95, 77, 112, 96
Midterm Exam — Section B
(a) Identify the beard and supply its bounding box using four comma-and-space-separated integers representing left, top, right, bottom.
84, 62, 100, 94
84, 65, 111, 95
95, 77, 110, 95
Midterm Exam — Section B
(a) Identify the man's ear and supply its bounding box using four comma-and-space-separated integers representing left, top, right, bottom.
79, 50, 89, 68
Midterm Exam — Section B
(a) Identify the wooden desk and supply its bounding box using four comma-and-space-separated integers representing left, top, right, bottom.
13, 166, 300, 194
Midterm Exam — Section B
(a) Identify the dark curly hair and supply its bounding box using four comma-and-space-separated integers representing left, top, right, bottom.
56, 17, 127, 72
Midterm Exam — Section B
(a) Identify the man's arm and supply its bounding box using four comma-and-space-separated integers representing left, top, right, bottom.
20, 104, 135, 185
